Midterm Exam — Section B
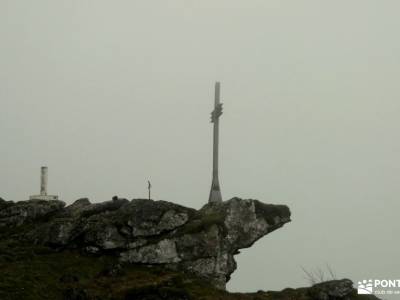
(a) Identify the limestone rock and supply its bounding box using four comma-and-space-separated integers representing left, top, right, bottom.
0, 197, 13, 210
3, 197, 290, 289
309, 279, 354, 300
120, 239, 181, 264
0, 199, 65, 228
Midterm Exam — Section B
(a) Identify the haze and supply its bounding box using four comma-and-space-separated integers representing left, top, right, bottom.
1, 1, 399, 298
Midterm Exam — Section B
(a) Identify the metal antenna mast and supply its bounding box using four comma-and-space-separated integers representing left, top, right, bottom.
209, 82, 223, 203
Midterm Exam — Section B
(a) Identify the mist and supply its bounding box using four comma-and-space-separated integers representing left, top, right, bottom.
1, 1, 399, 297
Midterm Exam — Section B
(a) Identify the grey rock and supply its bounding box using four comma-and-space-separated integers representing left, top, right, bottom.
0, 198, 13, 211
127, 239, 147, 249
120, 239, 181, 264
158, 210, 189, 232
0, 199, 65, 228
85, 246, 100, 254
67, 198, 91, 212
79, 197, 129, 218
48, 219, 76, 245
84, 224, 126, 250
6, 197, 290, 290
310, 279, 354, 300
123, 199, 195, 237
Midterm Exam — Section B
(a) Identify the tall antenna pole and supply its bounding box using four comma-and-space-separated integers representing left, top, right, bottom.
209, 82, 223, 203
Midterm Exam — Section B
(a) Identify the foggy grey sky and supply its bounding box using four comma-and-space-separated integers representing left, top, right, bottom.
1, 1, 399, 297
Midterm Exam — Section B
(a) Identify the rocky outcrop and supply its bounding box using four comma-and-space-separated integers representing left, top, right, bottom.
264, 279, 379, 300
0, 198, 65, 228
310, 279, 354, 300
0, 197, 290, 289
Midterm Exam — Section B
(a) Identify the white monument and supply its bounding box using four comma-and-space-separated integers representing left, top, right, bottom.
209, 82, 223, 203
30, 166, 58, 201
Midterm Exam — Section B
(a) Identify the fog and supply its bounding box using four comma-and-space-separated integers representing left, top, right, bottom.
1, 1, 399, 298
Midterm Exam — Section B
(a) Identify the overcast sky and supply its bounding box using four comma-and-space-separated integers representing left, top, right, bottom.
1, 1, 399, 298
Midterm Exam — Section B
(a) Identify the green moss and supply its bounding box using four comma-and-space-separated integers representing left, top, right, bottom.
0, 226, 379, 300
0, 236, 112, 300
0, 233, 226, 300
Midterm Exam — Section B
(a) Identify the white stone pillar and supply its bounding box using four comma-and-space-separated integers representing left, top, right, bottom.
30, 166, 58, 201
40, 166, 48, 196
